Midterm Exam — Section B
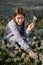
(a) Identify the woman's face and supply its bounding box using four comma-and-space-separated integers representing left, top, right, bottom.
14, 14, 25, 25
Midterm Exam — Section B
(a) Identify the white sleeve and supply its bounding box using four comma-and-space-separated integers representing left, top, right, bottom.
26, 29, 30, 35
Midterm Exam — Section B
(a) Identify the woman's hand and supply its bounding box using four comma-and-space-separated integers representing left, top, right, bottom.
27, 49, 36, 59
27, 22, 35, 31
29, 50, 35, 59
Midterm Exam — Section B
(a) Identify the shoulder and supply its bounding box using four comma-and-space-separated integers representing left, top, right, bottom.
8, 20, 16, 25
5, 20, 17, 30
6, 19, 16, 27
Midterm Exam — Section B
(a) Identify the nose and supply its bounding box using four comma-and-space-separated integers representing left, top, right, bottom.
19, 18, 23, 22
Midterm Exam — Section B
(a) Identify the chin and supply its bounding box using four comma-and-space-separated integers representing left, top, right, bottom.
18, 23, 22, 25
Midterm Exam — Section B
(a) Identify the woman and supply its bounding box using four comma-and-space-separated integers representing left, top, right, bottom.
3, 8, 35, 59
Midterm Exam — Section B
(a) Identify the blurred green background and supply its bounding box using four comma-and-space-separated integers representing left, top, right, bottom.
0, 0, 43, 65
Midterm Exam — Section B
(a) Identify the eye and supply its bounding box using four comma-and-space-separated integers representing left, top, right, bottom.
17, 17, 20, 19
21, 17, 24, 19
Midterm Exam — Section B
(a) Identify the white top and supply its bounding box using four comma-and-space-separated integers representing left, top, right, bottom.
3, 19, 30, 51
